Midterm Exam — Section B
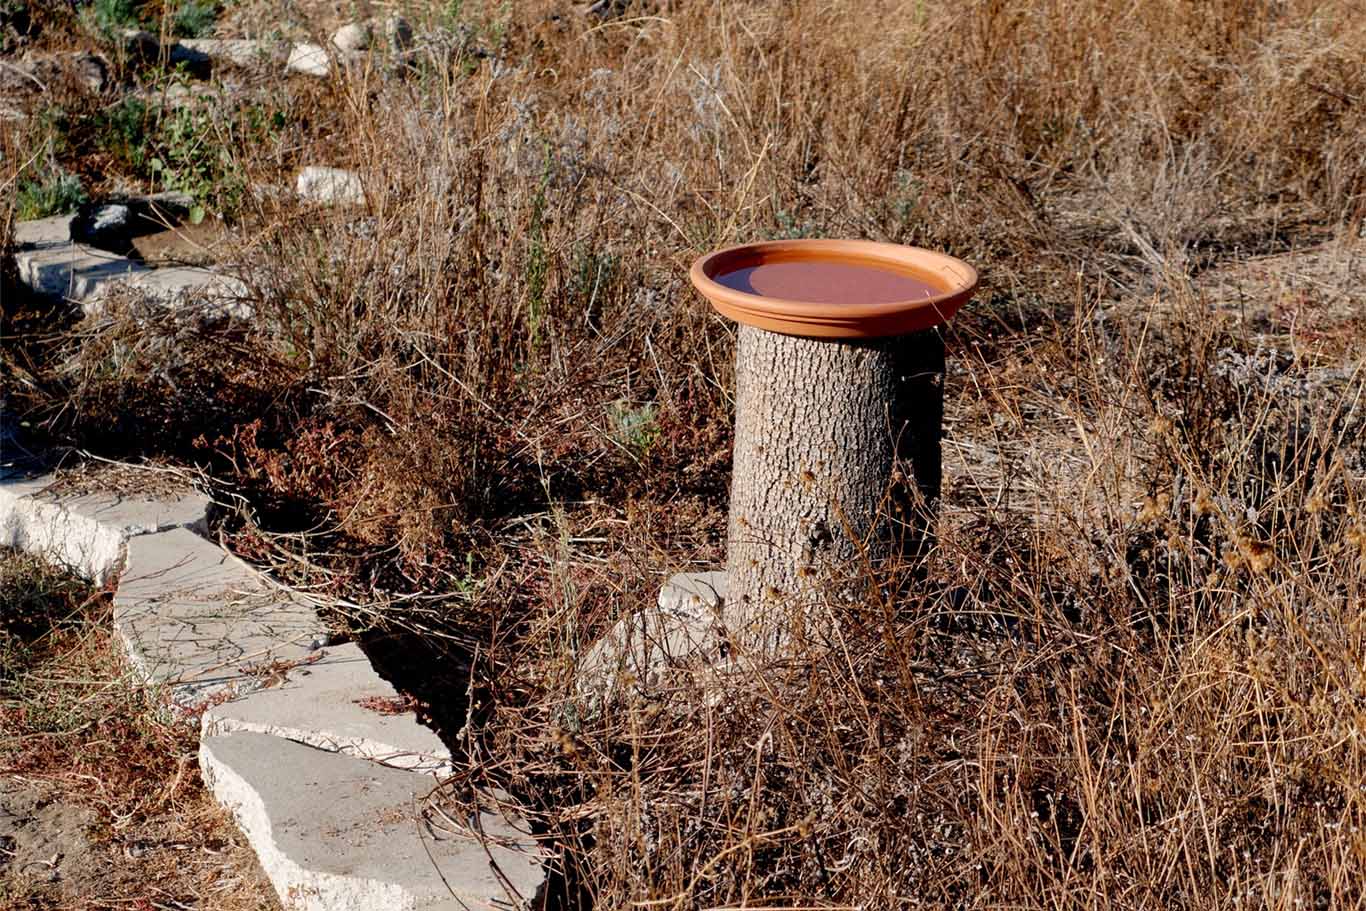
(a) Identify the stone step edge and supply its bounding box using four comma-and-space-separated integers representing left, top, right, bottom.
12, 213, 252, 318
0, 475, 432, 763
200, 732, 547, 911
204, 712, 455, 777
0, 476, 424, 765
0, 474, 211, 582
2, 472, 548, 907
200, 640, 455, 777
198, 734, 420, 911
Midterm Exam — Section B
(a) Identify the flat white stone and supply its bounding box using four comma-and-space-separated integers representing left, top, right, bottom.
14, 214, 73, 247
14, 241, 146, 302
121, 28, 160, 57
1, 479, 124, 582
286, 43, 332, 77
83, 203, 130, 237
84, 266, 253, 318
200, 732, 547, 911
658, 569, 727, 617
0, 475, 209, 583
140, 190, 196, 216
296, 166, 365, 206
115, 528, 326, 709
330, 22, 372, 53
203, 642, 452, 774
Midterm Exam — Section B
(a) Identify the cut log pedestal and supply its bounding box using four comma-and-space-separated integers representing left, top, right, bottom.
724, 324, 944, 649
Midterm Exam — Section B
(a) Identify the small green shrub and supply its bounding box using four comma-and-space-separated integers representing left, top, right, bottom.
80, 0, 143, 36
607, 400, 659, 458
15, 171, 86, 220
95, 95, 149, 172
145, 83, 236, 215
172, 0, 216, 38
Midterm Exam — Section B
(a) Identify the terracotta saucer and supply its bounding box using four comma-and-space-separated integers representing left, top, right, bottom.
690, 239, 977, 339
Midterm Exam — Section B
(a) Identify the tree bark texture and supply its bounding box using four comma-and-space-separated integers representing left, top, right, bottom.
724, 324, 944, 644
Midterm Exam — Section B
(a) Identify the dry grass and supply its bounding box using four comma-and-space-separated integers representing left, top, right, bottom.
4, 0, 1366, 907
471, 281, 1366, 909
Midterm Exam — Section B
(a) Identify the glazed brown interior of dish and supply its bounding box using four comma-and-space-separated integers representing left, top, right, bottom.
706, 250, 947, 306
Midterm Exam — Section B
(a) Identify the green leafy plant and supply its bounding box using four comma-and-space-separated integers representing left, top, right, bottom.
607, 400, 659, 458
147, 97, 235, 220
15, 171, 86, 220
80, 0, 143, 36
172, 0, 216, 37
95, 95, 149, 172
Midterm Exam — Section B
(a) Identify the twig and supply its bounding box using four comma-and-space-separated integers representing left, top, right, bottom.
0, 60, 44, 92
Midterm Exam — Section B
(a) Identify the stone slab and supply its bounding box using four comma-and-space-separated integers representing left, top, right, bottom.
203, 642, 452, 774
657, 569, 727, 616
296, 166, 365, 206
14, 239, 147, 302
13, 214, 73, 247
286, 43, 332, 77
0, 475, 209, 583
576, 570, 729, 706
115, 528, 326, 708
171, 38, 285, 69
13, 215, 250, 316
84, 266, 253, 318
200, 732, 546, 911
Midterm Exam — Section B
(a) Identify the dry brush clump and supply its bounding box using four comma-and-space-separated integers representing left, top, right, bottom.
9, 0, 1365, 566
477, 281, 1366, 908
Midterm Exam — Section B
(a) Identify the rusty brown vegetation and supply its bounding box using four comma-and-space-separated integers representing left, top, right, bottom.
4, 0, 1366, 907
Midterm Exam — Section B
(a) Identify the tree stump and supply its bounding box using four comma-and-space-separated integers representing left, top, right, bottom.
724, 324, 944, 647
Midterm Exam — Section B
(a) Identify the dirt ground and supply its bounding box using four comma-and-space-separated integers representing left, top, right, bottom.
0, 775, 278, 910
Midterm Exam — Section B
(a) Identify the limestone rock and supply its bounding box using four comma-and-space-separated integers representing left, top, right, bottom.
114, 528, 327, 708
13, 214, 73, 247
200, 732, 548, 911
296, 166, 364, 206
14, 51, 108, 94
203, 642, 452, 774
576, 571, 729, 705
330, 22, 372, 53
384, 16, 414, 50
331, 16, 412, 53
171, 38, 283, 69
0, 474, 209, 583
83, 266, 253, 320
13, 214, 146, 303
285, 42, 331, 77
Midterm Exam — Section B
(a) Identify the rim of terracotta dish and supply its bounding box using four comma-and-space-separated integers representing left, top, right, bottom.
689, 239, 978, 339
